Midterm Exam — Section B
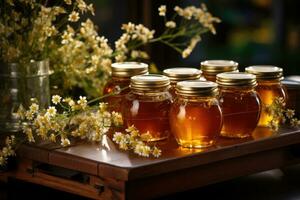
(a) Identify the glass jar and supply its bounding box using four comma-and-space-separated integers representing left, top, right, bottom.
201, 60, 239, 82
245, 66, 287, 127
170, 81, 222, 148
163, 68, 202, 97
217, 72, 261, 138
123, 74, 172, 141
103, 62, 148, 112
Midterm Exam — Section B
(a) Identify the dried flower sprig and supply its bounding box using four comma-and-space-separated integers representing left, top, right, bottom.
1, 2, 220, 98
0, 93, 162, 167
266, 97, 300, 131
0, 135, 16, 166
114, 3, 221, 62
0, 0, 94, 64
113, 126, 162, 158
17, 96, 123, 147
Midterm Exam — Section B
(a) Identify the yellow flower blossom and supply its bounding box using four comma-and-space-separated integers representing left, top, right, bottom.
158, 5, 166, 16
165, 21, 176, 28
152, 147, 162, 158
52, 95, 62, 105
68, 11, 80, 22
64, 0, 72, 5
286, 109, 295, 119
46, 106, 57, 117
77, 96, 87, 109
113, 132, 123, 144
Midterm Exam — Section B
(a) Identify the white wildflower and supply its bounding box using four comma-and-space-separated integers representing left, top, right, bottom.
46, 106, 57, 117
52, 95, 62, 105
112, 111, 123, 126
25, 111, 34, 120
68, 11, 80, 22
158, 5, 166, 16
64, 0, 72, 5
152, 147, 162, 158
286, 109, 295, 119
165, 21, 176, 28
29, 103, 39, 113
113, 132, 124, 144
77, 96, 87, 109
61, 137, 71, 147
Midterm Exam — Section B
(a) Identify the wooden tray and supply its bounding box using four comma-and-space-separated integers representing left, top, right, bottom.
1, 127, 300, 200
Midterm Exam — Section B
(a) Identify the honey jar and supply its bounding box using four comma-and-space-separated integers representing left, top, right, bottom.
169, 80, 222, 148
103, 62, 148, 112
245, 66, 287, 127
163, 68, 202, 97
217, 72, 261, 138
201, 60, 239, 82
123, 74, 172, 141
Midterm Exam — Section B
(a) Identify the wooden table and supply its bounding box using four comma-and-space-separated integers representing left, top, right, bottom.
1, 127, 300, 200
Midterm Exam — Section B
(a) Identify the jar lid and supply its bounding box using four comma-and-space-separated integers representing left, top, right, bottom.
216, 72, 257, 87
111, 62, 148, 78
245, 66, 283, 80
163, 68, 201, 82
201, 60, 238, 74
130, 74, 170, 91
176, 80, 218, 97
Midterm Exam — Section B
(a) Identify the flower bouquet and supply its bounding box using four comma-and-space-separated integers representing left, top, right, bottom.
0, 1, 222, 166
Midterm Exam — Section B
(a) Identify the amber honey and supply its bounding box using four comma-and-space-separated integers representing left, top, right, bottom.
163, 68, 201, 97
123, 74, 171, 141
103, 62, 148, 112
246, 66, 287, 127
170, 81, 222, 148
201, 60, 239, 82
217, 72, 261, 138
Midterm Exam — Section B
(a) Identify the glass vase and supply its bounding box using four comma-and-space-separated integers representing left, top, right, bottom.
0, 60, 50, 132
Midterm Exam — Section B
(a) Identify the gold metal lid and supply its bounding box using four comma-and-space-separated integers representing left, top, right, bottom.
111, 62, 148, 78
216, 72, 257, 87
245, 66, 283, 80
176, 80, 218, 97
130, 74, 170, 91
163, 68, 202, 82
201, 60, 239, 75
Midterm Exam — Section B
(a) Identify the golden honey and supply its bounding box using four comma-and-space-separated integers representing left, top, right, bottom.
103, 62, 148, 112
123, 74, 171, 141
246, 66, 287, 127
217, 72, 261, 138
163, 68, 201, 97
201, 60, 239, 82
170, 81, 222, 148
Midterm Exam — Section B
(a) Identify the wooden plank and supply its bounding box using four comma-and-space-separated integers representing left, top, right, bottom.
16, 127, 300, 181
18, 145, 49, 163
126, 145, 300, 200
48, 151, 98, 176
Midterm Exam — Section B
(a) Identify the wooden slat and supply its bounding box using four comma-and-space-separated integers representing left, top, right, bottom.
18, 145, 49, 163
48, 152, 98, 176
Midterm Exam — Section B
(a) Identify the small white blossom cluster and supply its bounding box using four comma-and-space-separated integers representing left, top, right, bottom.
51, 19, 113, 98
16, 96, 123, 149
157, 4, 220, 58
0, 136, 16, 166
114, 22, 155, 62
0, 0, 94, 63
174, 4, 221, 34
113, 125, 162, 158
182, 36, 201, 58
266, 97, 300, 131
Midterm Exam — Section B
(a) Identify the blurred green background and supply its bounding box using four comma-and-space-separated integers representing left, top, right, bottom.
89, 0, 300, 75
